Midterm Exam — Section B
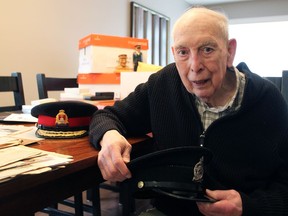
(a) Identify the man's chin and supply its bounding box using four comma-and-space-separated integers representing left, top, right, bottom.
193, 91, 211, 102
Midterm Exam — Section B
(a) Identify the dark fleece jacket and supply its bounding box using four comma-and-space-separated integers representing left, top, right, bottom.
90, 62, 288, 216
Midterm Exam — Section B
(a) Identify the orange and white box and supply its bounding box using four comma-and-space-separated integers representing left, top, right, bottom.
78, 34, 149, 74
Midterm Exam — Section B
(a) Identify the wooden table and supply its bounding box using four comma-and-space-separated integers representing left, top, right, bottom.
0, 134, 152, 216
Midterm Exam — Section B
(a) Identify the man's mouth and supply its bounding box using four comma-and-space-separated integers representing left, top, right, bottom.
192, 79, 209, 86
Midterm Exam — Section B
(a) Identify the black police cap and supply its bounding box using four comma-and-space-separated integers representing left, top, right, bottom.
123, 146, 214, 202
31, 101, 97, 139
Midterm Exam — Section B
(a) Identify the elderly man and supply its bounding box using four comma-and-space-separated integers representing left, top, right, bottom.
90, 6, 288, 216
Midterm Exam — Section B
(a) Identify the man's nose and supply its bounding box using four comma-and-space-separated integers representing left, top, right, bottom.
190, 53, 203, 73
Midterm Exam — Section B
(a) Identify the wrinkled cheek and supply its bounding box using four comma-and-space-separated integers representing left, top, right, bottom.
182, 79, 194, 94
177, 65, 194, 92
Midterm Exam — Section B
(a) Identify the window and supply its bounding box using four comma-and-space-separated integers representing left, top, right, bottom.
130, 2, 170, 66
229, 19, 288, 77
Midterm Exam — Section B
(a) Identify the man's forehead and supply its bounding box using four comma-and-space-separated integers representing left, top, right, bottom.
173, 8, 228, 41
174, 22, 220, 44
173, 22, 226, 49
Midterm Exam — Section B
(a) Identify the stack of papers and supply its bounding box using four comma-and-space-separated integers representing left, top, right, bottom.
0, 124, 42, 146
0, 145, 73, 183
0, 137, 22, 149
0, 124, 73, 182
60, 88, 92, 100
3, 113, 38, 123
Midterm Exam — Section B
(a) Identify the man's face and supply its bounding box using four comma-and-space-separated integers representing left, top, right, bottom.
119, 57, 127, 67
172, 15, 236, 103
136, 46, 141, 52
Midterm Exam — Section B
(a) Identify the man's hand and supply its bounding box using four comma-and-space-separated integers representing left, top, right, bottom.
97, 130, 132, 182
197, 189, 242, 216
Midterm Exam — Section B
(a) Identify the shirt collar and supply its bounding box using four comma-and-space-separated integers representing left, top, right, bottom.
195, 67, 244, 114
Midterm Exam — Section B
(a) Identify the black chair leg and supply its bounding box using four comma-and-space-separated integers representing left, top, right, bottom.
74, 193, 84, 216
119, 183, 135, 216
88, 186, 101, 216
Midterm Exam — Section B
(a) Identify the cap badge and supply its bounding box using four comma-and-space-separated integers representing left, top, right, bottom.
192, 156, 204, 182
55, 109, 69, 127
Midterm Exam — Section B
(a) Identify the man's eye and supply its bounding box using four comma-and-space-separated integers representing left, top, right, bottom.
177, 49, 189, 56
202, 47, 214, 54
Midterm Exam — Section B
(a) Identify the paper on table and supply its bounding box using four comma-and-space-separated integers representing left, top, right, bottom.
0, 125, 34, 136
10, 126, 43, 145
0, 152, 72, 172
0, 153, 72, 178
0, 164, 53, 183
0, 125, 43, 146
0, 137, 22, 149
0, 145, 73, 182
3, 113, 38, 123
0, 145, 44, 167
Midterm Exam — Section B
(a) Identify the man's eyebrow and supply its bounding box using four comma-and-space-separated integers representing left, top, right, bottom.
199, 40, 218, 48
174, 45, 188, 50
174, 40, 218, 50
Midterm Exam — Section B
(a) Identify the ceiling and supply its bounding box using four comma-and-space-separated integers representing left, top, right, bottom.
185, 0, 254, 5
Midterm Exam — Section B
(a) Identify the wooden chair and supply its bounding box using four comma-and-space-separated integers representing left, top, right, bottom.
0, 72, 25, 112
36, 73, 103, 216
36, 73, 78, 99
36, 73, 150, 215
36, 73, 84, 215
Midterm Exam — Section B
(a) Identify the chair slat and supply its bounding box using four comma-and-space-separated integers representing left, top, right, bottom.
0, 72, 25, 112
36, 74, 78, 99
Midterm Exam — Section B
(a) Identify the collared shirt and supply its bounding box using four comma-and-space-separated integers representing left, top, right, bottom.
195, 68, 246, 130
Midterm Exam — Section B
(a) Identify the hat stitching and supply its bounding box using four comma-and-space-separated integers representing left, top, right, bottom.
36, 129, 87, 137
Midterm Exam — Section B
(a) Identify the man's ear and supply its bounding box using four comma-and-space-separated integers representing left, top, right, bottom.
171, 46, 175, 56
227, 39, 237, 67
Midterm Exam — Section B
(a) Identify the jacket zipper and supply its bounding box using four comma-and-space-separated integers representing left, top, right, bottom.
199, 130, 205, 147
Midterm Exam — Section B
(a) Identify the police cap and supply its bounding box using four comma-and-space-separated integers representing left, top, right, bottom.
31, 101, 97, 139
124, 146, 214, 202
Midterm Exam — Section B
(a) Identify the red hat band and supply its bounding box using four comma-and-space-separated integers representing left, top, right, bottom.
37, 115, 91, 128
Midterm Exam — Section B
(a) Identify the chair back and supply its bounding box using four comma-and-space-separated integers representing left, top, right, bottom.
264, 76, 282, 91
36, 73, 78, 99
0, 72, 25, 112
264, 72, 288, 105
281, 70, 288, 104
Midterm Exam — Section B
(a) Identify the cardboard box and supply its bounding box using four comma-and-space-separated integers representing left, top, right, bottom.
77, 73, 121, 84
78, 72, 156, 100
120, 72, 155, 99
78, 34, 149, 73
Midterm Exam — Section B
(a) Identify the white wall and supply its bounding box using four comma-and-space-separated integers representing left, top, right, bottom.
2, 0, 288, 105
0, 0, 189, 104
